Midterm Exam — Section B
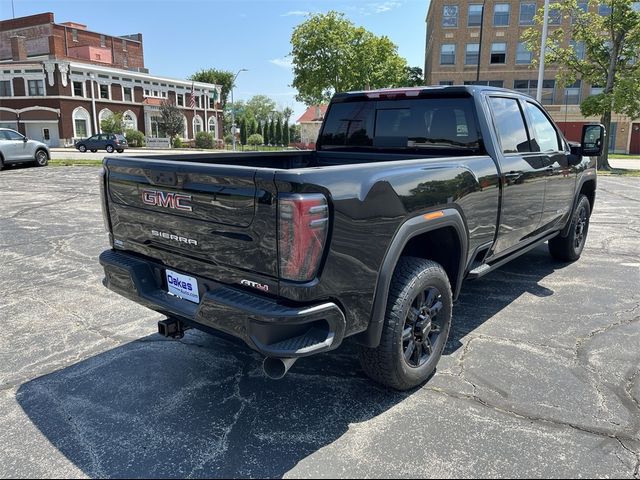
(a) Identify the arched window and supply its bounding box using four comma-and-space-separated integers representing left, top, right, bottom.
98, 108, 113, 133
193, 115, 203, 137
123, 110, 137, 131
208, 116, 218, 139
72, 107, 92, 139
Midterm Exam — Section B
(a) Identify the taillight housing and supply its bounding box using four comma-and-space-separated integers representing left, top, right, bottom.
278, 193, 329, 282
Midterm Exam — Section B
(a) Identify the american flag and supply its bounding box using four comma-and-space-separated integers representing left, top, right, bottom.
189, 82, 196, 109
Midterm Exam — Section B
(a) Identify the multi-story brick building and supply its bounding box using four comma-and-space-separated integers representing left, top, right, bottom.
0, 12, 223, 147
425, 0, 640, 153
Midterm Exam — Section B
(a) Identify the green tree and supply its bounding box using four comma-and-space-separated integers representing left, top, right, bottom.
189, 69, 235, 107
403, 67, 424, 87
247, 133, 264, 146
240, 117, 248, 145
522, 0, 640, 170
250, 118, 258, 136
290, 124, 301, 143
246, 95, 277, 125
268, 118, 276, 145
100, 112, 125, 134
283, 118, 290, 146
159, 101, 185, 146
263, 119, 270, 145
275, 117, 283, 145
290, 11, 408, 104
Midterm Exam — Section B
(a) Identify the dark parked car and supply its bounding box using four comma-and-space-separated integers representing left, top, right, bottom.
99, 86, 604, 390
76, 133, 127, 153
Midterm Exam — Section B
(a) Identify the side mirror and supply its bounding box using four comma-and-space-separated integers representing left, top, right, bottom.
580, 124, 606, 157
23, 137, 28, 142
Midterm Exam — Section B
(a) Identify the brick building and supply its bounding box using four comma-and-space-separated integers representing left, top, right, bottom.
424, 0, 640, 153
0, 13, 223, 147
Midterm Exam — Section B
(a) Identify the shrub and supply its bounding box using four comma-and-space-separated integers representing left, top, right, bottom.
125, 129, 145, 147
224, 133, 234, 145
247, 133, 264, 146
173, 137, 184, 148
195, 131, 215, 149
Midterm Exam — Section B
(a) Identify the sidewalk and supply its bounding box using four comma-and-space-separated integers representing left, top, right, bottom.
609, 157, 640, 170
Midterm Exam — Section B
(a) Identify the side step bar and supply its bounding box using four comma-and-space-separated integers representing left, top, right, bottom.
467, 232, 558, 280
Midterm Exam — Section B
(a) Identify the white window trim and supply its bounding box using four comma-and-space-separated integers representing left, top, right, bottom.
121, 85, 133, 103
98, 82, 111, 100
72, 106, 92, 139
0, 79, 13, 97
25, 78, 46, 97
208, 116, 218, 139
193, 115, 203, 137
123, 110, 137, 131
72, 79, 86, 98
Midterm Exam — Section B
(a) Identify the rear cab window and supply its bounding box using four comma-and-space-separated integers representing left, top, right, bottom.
318, 96, 483, 156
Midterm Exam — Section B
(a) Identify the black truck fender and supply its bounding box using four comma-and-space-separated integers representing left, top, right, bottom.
354, 208, 469, 348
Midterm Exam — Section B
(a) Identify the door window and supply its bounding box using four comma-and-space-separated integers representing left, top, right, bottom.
488, 97, 531, 154
43, 128, 50, 141
4, 130, 24, 140
524, 102, 560, 152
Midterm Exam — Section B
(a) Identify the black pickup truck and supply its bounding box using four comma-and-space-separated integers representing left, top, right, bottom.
99, 86, 604, 390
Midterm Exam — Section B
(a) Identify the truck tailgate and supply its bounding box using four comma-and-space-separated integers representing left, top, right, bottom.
104, 158, 279, 288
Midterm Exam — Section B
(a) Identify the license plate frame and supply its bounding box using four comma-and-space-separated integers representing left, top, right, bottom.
165, 269, 200, 304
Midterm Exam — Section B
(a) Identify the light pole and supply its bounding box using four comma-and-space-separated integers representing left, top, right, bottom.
475, 0, 488, 83
536, 0, 551, 102
230, 68, 248, 151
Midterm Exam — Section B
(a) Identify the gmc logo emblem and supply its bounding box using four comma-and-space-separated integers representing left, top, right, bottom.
142, 189, 192, 212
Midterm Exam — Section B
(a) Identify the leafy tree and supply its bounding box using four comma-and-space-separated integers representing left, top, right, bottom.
275, 117, 283, 145
403, 67, 424, 87
240, 117, 247, 145
290, 124, 301, 143
247, 133, 264, 146
263, 119, 270, 145
268, 118, 276, 145
290, 11, 408, 104
159, 101, 185, 147
522, 0, 640, 170
246, 95, 277, 125
189, 69, 235, 107
125, 129, 145, 147
283, 118, 290, 146
250, 118, 259, 136
100, 112, 125, 134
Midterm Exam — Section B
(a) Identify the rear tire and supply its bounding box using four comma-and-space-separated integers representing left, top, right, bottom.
117, 149, 124, 153
549, 194, 591, 262
34, 149, 48, 167
91, 149, 97, 153
358, 257, 452, 391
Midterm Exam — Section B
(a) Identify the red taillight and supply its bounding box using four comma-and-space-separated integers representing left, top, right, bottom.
278, 194, 329, 282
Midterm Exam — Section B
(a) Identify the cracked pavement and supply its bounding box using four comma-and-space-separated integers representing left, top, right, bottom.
0, 166, 639, 478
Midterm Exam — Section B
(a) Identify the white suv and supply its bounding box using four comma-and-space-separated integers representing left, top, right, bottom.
0, 128, 50, 170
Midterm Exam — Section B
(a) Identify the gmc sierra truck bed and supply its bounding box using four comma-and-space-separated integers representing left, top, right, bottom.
99, 86, 604, 390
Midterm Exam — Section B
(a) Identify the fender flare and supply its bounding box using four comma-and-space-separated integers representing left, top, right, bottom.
560, 173, 597, 238
356, 208, 468, 348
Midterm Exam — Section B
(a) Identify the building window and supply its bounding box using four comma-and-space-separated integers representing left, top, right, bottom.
193, 115, 203, 135
519, 2, 536, 25
573, 1, 589, 22
439, 81, 454, 85
123, 86, 133, 102
565, 80, 581, 104
514, 79, 556, 104
468, 4, 483, 26
440, 44, 456, 65
123, 57, 128, 68
73, 80, 85, 97
28, 79, 44, 96
490, 43, 507, 64
465, 80, 504, 87
123, 110, 137, 130
177, 93, 184, 106
598, 4, 612, 15
571, 41, 585, 60
100, 34, 106, 47
442, 5, 459, 27
98, 109, 113, 132
590, 85, 604, 96
208, 116, 218, 138
493, 4, 510, 26
99, 84, 110, 99
0, 80, 12, 96
72, 107, 92, 138
72, 29, 78, 42
549, 7, 562, 24
516, 42, 532, 64
465, 43, 480, 65
122, 39, 127, 51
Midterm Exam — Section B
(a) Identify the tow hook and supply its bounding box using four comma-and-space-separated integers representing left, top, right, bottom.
158, 318, 191, 339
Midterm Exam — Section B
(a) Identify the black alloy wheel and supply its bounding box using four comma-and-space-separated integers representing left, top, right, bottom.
402, 287, 445, 368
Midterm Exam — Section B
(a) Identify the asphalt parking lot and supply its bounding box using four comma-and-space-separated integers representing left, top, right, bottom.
0, 166, 639, 478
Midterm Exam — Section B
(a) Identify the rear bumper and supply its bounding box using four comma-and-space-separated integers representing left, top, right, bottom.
99, 249, 346, 358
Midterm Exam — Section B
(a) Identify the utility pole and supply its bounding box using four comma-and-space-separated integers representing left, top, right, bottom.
230, 68, 248, 151
476, 0, 488, 83
536, 0, 550, 102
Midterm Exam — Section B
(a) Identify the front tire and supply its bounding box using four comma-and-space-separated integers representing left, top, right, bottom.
358, 257, 452, 391
549, 194, 591, 262
35, 149, 48, 167
78, 145, 87, 153
106, 145, 114, 153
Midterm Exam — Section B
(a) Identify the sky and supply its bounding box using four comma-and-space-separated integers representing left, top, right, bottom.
0, 0, 430, 121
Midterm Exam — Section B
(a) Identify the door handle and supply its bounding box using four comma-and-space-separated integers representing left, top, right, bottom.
504, 171, 523, 184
